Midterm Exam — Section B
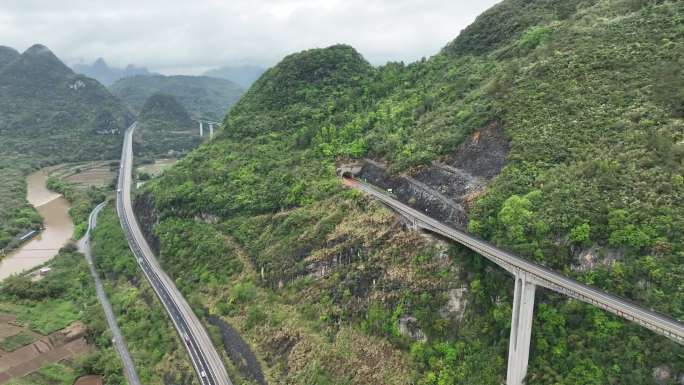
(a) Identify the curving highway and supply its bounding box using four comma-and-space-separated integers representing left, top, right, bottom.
78, 202, 142, 385
116, 122, 232, 385
345, 176, 684, 345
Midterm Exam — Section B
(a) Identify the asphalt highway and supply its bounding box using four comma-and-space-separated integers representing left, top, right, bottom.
116, 122, 232, 385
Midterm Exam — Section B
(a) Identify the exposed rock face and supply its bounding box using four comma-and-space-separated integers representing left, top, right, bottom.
572, 246, 623, 272
358, 122, 509, 229
397, 315, 426, 342
440, 287, 468, 322
446, 121, 509, 179
652, 365, 671, 385
50, 321, 87, 345
63, 321, 87, 342
336, 163, 363, 177
133, 190, 160, 254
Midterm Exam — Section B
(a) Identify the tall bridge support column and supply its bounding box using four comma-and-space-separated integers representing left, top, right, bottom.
507, 271, 536, 385
209, 123, 214, 138
199, 121, 204, 137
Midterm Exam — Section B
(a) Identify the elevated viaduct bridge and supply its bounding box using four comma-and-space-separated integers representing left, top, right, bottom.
343, 176, 684, 385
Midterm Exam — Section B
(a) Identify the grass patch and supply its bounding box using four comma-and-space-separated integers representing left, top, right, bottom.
19, 300, 78, 335
0, 331, 36, 352
6, 362, 77, 385
0, 300, 79, 336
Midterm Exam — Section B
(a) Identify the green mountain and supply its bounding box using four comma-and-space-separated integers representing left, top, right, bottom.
109, 74, 244, 121
0, 46, 20, 68
136, 1, 682, 384
0, 44, 131, 252
140, 92, 194, 124
134, 93, 200, 157
0, 44, 132, 160
202, 65, 266, 88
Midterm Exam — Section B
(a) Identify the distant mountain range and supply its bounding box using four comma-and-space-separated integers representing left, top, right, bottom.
72, 58, 152, 86
202, 65, 266, 88
110, 74, 244, 121
73, 58, 265, 90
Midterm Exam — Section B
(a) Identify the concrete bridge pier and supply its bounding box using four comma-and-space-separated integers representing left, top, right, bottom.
506, 271, 536, 385
209, 123, 214, 138
199, 121, 204, 137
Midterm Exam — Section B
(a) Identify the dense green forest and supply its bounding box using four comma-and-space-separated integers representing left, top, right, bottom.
109, 74, 243, 121
0, 44, 130, 253
140, 0, 684, 384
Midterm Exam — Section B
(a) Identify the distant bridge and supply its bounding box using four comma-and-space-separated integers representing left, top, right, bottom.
193, 119, 221, 138
343, 176, 684, 385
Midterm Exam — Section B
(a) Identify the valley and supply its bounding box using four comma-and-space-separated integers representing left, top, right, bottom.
1, 0, 683, 384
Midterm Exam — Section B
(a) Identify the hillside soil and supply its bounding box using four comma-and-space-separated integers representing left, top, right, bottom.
0, 319, 91, 384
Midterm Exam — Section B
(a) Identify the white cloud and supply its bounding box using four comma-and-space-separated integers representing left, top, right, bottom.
0, 0, 500, 74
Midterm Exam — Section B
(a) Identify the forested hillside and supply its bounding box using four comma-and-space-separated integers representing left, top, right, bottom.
134, 93, 200, 157
109, 74, 243, 121
0, 44, 131, 253
137, 0, 683, 384
0, 44, 132, 255
0, 44, 131, 161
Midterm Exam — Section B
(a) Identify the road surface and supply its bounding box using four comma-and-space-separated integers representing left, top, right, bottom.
116, 122, 232, 385
345, 176, 684, 345
78, 202, 142, 385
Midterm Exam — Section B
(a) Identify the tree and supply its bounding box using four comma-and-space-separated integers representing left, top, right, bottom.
570, 223, 591, 246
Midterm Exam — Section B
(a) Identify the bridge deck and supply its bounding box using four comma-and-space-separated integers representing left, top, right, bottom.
345, 177, 684, 345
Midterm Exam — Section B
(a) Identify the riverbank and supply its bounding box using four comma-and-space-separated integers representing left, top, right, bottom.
0, 170, 73, 280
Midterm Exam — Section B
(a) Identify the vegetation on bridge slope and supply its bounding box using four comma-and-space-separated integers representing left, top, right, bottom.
141, 0, 683, 383
0, 44, 131, 254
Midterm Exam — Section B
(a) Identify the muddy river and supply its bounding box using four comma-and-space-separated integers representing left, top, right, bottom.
0, 170, 74, 280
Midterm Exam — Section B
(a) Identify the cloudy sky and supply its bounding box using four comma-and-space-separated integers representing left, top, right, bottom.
0, 0, 500, 75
